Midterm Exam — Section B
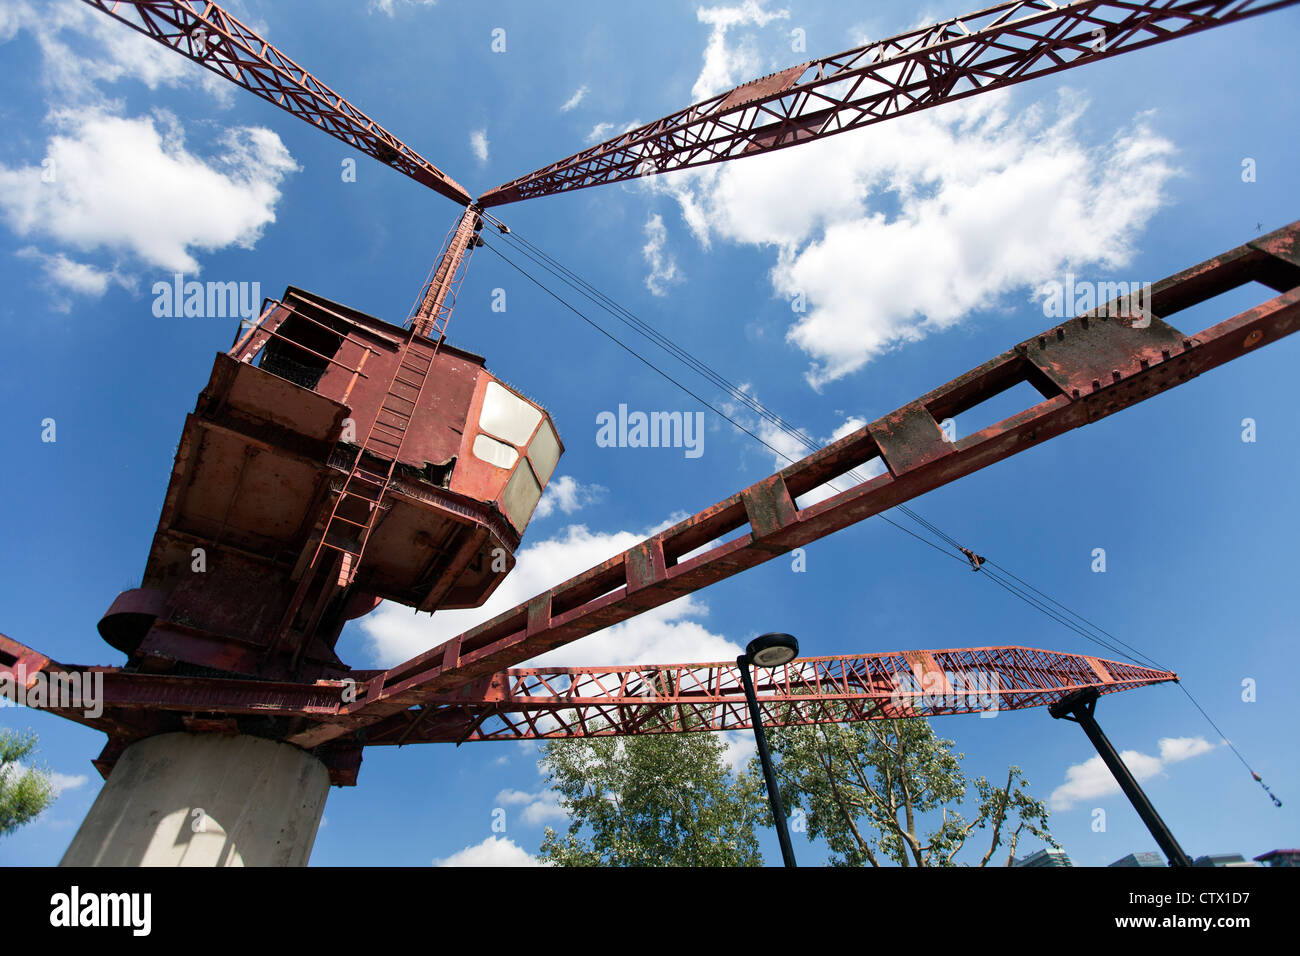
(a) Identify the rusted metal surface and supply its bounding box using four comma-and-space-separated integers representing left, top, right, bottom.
78, 0, 472, 205
281, 220, 1300, 749
411, 207, 482, 341
99, 283, 560, 686
0, 631, 1173, 776
479, 0, 1299, 206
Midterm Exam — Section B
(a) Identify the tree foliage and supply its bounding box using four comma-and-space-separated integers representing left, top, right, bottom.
539, 726, 764, 867
759, 715, 1057, 866
0, 729, 56, 840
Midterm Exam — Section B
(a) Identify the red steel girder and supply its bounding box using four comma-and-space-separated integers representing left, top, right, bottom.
362, 648, 1177, 744
281, 221, 1300, 749
79, 1, 472, 205
0, 633, 358, 728
478, 0, 1299, 206
0, 634, 1171, 745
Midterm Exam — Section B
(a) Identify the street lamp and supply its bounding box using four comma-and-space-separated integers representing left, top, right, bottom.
737, 632, 799, 868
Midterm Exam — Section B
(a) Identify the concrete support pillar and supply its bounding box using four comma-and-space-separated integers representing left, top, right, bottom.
60, 733, 330, 867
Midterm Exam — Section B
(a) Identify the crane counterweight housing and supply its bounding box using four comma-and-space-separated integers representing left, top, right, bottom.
98, 286, 562, 684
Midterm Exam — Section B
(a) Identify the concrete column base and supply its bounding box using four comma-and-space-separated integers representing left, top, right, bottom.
60, 733, 330, 867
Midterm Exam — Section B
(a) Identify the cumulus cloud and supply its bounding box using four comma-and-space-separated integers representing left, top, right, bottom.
433, 835, 547, 867
495, 787, 566, 825
642, 213, 681, 296
0, 3, 298, 291
534, 475, 607, 519
560, 86, 589, 112
0, 0, 236, 107
650, 6, 1177, 388
14, 245, 128, 304
0, 108, 297, 275
470, 128, 490, 163
1050, 736, 1216, 810
693, 1, 791, 101
360, 519, 743, 668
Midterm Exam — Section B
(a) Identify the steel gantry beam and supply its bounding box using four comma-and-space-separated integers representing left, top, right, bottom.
478, 0, 1299, 206
78, 0, 472, 205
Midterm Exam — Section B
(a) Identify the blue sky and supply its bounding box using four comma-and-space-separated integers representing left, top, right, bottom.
1, 0, 1298, 867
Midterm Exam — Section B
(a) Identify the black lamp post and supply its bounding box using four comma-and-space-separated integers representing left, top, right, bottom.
1050, 686, 1192, 867
737, 632, 799, 868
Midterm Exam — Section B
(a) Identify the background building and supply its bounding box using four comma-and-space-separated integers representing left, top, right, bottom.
1253, 849, 1300, 867
1014, 849, 1073, 867
1193, 853, 1259, 867
1109, 851, 1165, 867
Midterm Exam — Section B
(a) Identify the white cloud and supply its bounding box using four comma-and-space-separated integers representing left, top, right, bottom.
1157, 736, 1216, 764
494, 788, 566, 826
535, 475, 607, 519
48, 770, 88, 796
1050, 735, 1216, 810
642, 213, 681, 297
828, 416, 867, 443
470, 128, 490, 163
15, 245, 127, 301
693, 1, 791, 101
720, 731, 756, 774
587, 122, 616, 143
360, 519, 742, 669
433, 835, 547, 867
369, 0, 438, 15
0, 2, 297, 292
0, 0, 236, 107
560, 86, 589, 112
656, 13, 1177, 389
494, 788, 537, 805
0, 108, 297, 275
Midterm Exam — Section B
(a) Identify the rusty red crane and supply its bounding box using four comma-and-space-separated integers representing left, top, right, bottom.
3, 0, 1297, 866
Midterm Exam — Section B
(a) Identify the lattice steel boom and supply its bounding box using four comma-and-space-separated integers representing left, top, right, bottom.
362, 647, 1177, 744
0, 633, 1174, 742
478, 0, 1298, 206
79, 0, 472, 205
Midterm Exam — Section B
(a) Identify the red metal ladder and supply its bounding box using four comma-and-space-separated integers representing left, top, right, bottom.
311, 330, 441, 586
310, 210, 473, 588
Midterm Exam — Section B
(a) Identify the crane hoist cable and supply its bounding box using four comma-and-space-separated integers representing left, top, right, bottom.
478, 230, 1281, 808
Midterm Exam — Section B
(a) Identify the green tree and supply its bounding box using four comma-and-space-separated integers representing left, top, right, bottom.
539, 726, 764, 867
0, 729, 56, 839
757, 716, 1057, 866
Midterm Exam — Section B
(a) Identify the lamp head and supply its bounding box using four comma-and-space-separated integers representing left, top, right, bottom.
745, 633, 799, 668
